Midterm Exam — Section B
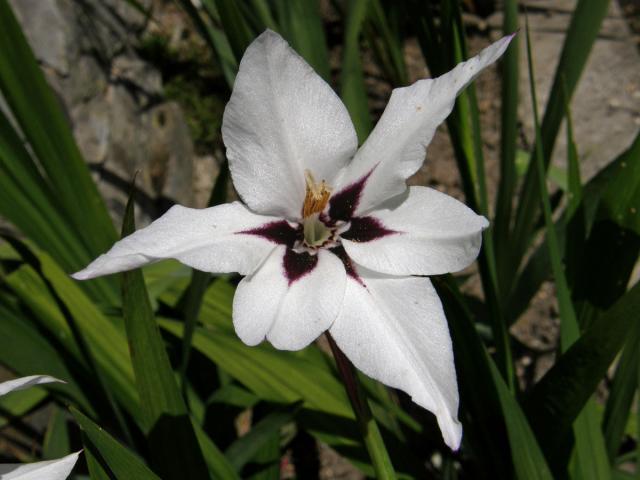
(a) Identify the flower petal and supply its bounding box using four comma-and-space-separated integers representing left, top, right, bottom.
342, 186, 488, 276
0, 375, 65, 397
222, 30, 358, 219
233, 246, 346, 350
72, 202, 283, 279
335, 34, 514, 215
0, 451, 81, 480
329, 271, 461, 450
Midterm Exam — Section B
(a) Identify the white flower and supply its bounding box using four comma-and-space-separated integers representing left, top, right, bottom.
73, 30, 513, 450
0, 376, 80, 479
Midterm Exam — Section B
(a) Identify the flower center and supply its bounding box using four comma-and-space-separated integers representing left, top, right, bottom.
303, 213, 332, 247
302, 170, 331, 218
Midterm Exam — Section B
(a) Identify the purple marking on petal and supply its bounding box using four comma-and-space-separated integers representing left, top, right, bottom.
238, 220, 299, 248
328, 168, 375, 222
330, 245, 364, 286
341, 216, 396, 243
283, 248, 318, 285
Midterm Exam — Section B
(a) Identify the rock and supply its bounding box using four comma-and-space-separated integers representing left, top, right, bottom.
8, 0, 195, 226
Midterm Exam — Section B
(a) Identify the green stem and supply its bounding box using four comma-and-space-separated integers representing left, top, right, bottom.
326, 333, 397, 479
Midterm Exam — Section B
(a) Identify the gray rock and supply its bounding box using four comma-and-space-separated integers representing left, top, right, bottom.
8, 0, 196, 227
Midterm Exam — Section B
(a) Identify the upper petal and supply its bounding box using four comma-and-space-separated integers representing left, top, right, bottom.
222, 30, 358, 220
0, 375, 65, 397
72, 202, 283, 279
233, 246, 346, 350
341, 186, 488, 276
0, 451, 81, 479
329, 270, 461, 450
335, 34, 515, 215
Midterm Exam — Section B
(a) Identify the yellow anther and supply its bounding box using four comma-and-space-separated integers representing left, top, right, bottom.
302, 170, 331, 218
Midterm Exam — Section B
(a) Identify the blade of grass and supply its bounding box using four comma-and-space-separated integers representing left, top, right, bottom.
274, 0, 331, 81
0, 302, 92, 413
0, 104, 116, 304
524, 281, 640, 457
43, 405, 70, 460
364, 0, 407, 87
210, 0, 254, 61
441, 0, 514, 389
340, 0, 373, 142
71, 407, 161, 480
119, 193, 220, 480
488, 357, 554, 479
603, 323, 640, 460
4, 256, 138, 418
326, 333, 397, 480
494, 0, 519, 284
507, 131, 640, 324
525, 22, 610, 478
435, 275, 512, 477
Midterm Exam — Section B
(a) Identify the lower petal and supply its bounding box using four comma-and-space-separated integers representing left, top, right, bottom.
233, 246, 347, 350
329, 269, 462, 450
0, 375, 64, 397
0, 451, 80, 479
72, 202, 283, 279
342, 186, 488, 276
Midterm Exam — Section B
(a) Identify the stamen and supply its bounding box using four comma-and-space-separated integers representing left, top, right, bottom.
302, 170, 331, 218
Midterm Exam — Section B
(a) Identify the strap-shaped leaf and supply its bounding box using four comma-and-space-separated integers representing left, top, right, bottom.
119, 195, 231, 480
525, 23, 610, 477
525, 282, 640, 454
71, 407, 160, 480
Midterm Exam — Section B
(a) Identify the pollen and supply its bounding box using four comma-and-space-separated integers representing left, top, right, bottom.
302, 170, 331, 218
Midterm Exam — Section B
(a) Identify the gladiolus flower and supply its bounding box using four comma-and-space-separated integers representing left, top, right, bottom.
73, 30, 514, 449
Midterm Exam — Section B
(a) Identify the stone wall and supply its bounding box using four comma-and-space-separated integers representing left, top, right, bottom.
8, 0, 196, 225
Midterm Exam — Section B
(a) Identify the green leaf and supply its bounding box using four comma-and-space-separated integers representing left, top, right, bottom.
525, 281, 640, 457
274, 0, 330, 81
488, 358, 554, 480
119, 195, 213, 480
71, 407, 161, 480
211, 0, 255, 61
507, 133, 640, 325
340, 0, 373, 142
571, 132, 640, 325
603, 319, 640, 460
435, 276, 511, 477
43, 405, 71, 460
4, 247, 139, 416
494, 0, 520, 265
524, 20, 610, 477
0, 301, 92, 413
363, 0, 407, 87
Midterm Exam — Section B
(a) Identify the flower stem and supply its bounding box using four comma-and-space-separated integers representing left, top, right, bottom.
326, 333, 397, 479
